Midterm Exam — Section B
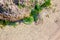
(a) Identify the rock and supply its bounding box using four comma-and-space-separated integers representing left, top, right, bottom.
0, 0, 30, 22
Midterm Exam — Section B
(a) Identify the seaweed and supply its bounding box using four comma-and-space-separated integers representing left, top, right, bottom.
23, 0, 51, 24
30, 0, 51, 22
0, 20, 16, 27
30, 9, 39, 22
23, 16, 34, 24
40, 0, 51, 8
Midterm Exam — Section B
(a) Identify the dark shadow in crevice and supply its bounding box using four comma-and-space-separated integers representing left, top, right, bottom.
13, 0, 19, 5
0, 5, 5, 13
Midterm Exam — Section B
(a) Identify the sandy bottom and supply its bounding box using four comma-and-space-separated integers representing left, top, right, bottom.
0, 0, 60, 40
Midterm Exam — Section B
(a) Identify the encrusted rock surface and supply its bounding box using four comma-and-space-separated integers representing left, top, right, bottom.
0, 0, 31, 22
